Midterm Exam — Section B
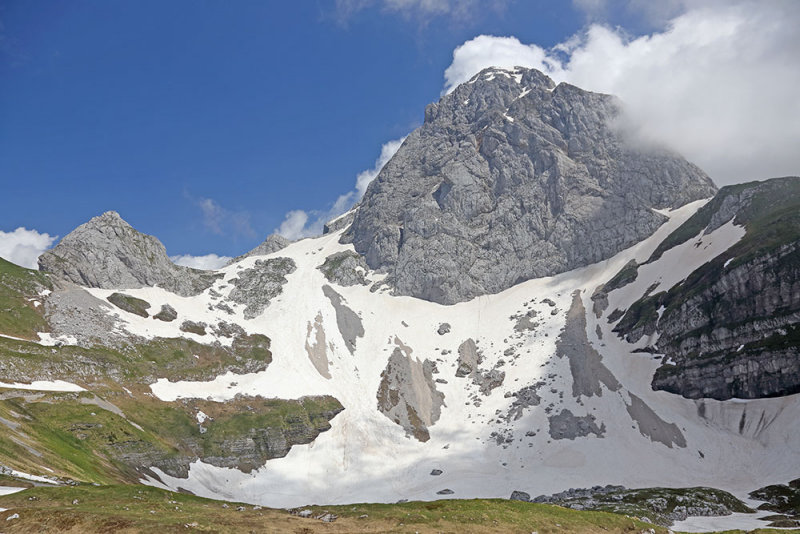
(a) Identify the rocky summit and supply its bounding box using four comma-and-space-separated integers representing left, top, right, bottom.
38, 211, 220, 297
344, 66, 716, 304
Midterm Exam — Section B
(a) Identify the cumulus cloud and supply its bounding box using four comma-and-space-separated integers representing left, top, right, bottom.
170, 253, 232, 270
276, 210, 313, 241
443, 35, 558, 94
192, 196, 255, 238
0, 227, 57, 269
275, 137, 406, 240
443, 0, 800, 184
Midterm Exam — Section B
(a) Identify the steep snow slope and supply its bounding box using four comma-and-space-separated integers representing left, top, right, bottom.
70, 199, 796, 509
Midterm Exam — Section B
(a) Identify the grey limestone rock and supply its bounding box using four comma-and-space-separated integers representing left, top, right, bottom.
454, 338, 504, 395
510, 490, 531, 502
228, 257, 296, 320
615, 177, 800, 400
532, 486, 749, 527
179, 320, 207, 336
227, 234, 290, 265
38, 211, 221, 297
376, 338, 444, 442
323, 210, 356, 234
455, 338, 481, 377
505, 381, 545, 421
44, 284, 128, 347
343, 67, 716, 304
106, 292, 150, 318
437, 322, 451, 335
625, 393, 686, 448
153, 304, 177, 322
318, 251, 369, 287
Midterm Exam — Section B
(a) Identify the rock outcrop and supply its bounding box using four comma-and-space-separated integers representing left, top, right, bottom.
376, 338, 444, 442
318, 251, 369, 287
39, 211, 220, 297
101, 395, 343, 478
228, 257, 296, 319
531, 486, 751, 527
343, 67, 716, 304
614, 177, 800, 400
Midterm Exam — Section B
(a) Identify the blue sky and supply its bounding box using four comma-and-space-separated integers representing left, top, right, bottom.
1, 0, 798, 268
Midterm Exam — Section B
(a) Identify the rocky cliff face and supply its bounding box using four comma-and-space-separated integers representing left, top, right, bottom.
344, 67, 716, 304
38, 211, 220, 297
614, 177, 800, 400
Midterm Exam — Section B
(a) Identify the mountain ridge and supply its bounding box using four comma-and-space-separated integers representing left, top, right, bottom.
343, 66, 716, 304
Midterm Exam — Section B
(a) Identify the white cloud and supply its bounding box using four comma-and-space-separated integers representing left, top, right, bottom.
193, 196, 255, 238
355, 137, 406, 197
0, 228, 57, 270
170, 253, 231, 271
335, 0, 506, 21
443, 36, 557, 94
442, 0, 800, 184
276, 210, 313, 241
198, 198, 224, 235
275, 137, 406, 240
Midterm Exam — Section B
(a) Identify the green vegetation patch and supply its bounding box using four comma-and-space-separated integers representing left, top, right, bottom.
616, 177, 800, 351
602, 260, 639, 293
318, 251, 365, 280
0, 484, 679, 534
648, 181, 754, 262
750, 479, 800, 518
179, 320, 206, 336
0, 332, 272, 386
0, 392, 163, 484
0, 258, 52, 339
0, 390, 343, 485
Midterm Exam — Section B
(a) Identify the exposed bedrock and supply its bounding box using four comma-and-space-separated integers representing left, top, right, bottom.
377, 338, 444, 442
228, 257, 296, 320
614, 178, 800, 400
318, 251, 370, 287
343, 67, 715, 304
127, 396, 344, 478
38, 211, 221, 297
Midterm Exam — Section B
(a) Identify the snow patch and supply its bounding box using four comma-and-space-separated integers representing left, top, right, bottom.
0, 487, 25, 497
0, 380, 84, 392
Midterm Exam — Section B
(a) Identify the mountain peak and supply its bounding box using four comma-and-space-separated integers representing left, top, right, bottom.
227, 233, 290, 265
39, 211, 220, 296
346, 69, 716, 304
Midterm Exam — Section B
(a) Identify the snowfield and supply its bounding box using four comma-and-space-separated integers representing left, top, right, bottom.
70, 199, 798, 520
